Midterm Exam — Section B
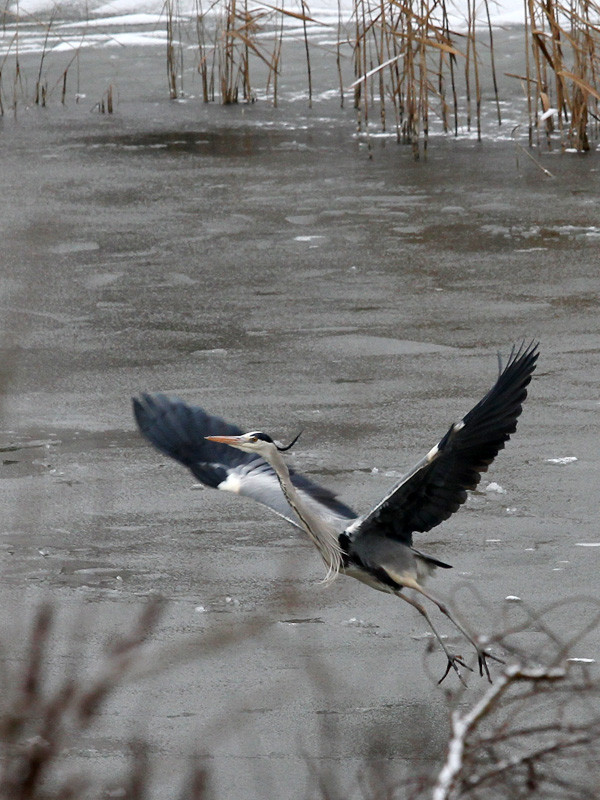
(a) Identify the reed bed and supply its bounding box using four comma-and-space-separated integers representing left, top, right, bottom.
1, 0, 599, 150
0, 6, 83, 116
187, 0, 600, 151
521, 0, 600, 149
191, 0, 307, 105
348, 0, 491, 156
160, 0, 600, 153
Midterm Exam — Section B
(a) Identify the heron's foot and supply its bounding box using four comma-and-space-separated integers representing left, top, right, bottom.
438, 654, 474, 687
476, 647, 505, 682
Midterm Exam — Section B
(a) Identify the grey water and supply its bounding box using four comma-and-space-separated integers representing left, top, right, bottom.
1, 19, 600, 799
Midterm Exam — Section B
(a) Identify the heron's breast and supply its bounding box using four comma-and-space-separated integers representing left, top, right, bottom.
342, 564, 397, 594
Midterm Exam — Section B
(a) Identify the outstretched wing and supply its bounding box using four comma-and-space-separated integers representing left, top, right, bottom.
347, 342, 539, 546
133, 393, 357, 530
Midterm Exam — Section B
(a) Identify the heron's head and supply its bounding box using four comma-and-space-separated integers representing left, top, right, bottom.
205, 430, 301, 455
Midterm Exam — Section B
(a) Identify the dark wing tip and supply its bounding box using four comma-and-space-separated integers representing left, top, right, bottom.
351, 341, 539, 543
132, 393, 254, 487
498, 339, 539, 380
132, 392, 165, 436
132, 392, 167, 444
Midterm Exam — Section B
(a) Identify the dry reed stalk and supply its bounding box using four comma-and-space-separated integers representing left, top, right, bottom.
166, 0, 178, 98
464, 0, 473, 132
264, 0, 284, 105
301, 0, 313, 107
195, 0, 209, 101
221, 0, 236, 102
96, 84, 115, 114
34, 9, 56, 106
469, 0, 482, 140
523, 0, 534, 143
11, 13, 21, 115
483, 0, 501, 125
336, 0, 345, 106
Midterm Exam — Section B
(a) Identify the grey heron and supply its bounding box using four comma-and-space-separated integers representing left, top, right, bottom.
133, 342, 538, 684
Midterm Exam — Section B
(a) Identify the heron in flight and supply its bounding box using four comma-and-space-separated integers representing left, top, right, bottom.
133, 342, 538, 684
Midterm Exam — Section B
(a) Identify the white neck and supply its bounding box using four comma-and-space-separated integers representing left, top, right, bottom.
266, 447, 343, 581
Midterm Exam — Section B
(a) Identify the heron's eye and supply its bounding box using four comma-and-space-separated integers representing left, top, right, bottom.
250, 432, 274, 444
249, 435, 259, 443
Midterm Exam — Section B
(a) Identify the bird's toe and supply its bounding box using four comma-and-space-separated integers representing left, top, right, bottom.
438, 654, 473, 687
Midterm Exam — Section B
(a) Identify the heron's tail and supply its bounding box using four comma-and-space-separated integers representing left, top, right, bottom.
412, 547, 452, 582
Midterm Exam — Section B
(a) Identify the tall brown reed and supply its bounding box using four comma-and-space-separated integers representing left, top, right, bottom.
166, 0, 181, 98
193, 0, 285, 104
522, 0, 600, 150
350, 0, 484, 157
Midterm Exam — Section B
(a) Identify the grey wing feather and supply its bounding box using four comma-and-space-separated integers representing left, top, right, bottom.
133, 393, 357, 530
348, 342, 539, 546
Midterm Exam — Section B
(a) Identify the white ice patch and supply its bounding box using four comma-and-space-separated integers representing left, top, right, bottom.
505, 595, 522, 602
485, 482, 506, 494
567, 657, 596, 664
546, 456, 578, 465
59, 13, 163, 27
341, 618, 378, 629
575, 542, 600, 547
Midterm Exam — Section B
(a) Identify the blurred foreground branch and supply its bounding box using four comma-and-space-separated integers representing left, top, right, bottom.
1, 593, 599, 799
428, 597, 600, 800
0, 598, 268, 800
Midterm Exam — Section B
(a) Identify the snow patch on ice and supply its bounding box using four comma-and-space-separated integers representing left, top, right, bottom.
485, 481, 506, 494
342, 617, 378, 629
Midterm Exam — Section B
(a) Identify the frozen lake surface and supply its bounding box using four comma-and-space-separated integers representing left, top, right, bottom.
1, 19, 600, 800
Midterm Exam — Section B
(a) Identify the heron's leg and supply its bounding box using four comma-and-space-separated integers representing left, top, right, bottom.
396, 591, 473, 687
410, 584, 504, 682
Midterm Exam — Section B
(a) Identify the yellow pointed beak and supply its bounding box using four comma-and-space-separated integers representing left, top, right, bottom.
205, 434, 245, 445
